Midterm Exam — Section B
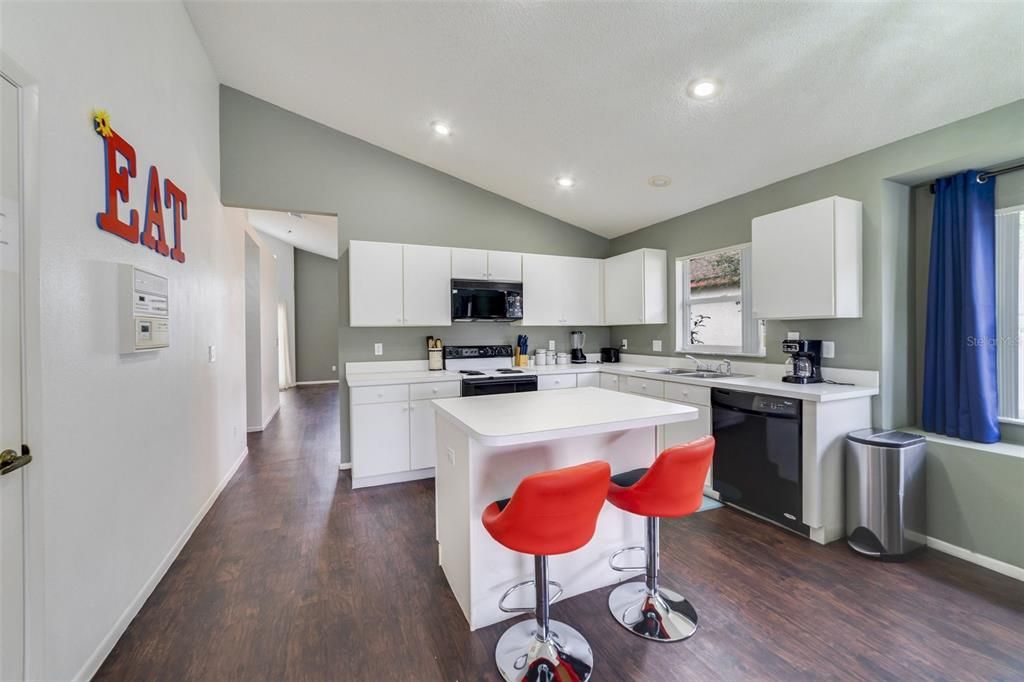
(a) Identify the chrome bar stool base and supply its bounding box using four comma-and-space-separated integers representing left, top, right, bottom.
607, 581, 698, 642
494, 619, 593, 682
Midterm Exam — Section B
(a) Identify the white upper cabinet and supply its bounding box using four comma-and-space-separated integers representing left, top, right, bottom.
486, 251, 523, 282
521, 253, 564, 325
451, 248, 522, 282
403, 244, 452, 325
451, 248, 489, 280
603, 248, 667, 325
751, 196, 862, 320
349, 240, 452, 327
349, 240, 404, 326
521, 254, 602, 325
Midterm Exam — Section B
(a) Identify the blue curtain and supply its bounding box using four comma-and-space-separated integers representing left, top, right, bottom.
922, 170, 999, 443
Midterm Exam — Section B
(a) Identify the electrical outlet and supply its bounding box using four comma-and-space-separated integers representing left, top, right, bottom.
374, 343, 383, 356
787, 331, 800, 340
548, 339, 556, 351
621, 339, 628, 350
652, 339, 663, 352
331, 364, 337, 372
208, 345, 216, 363
822, 341, 835, 359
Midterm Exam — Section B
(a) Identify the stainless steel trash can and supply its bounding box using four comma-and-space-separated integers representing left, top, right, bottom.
845, 429, 926, 560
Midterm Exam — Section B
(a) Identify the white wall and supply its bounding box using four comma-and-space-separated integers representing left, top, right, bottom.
1, 3, 248, 680
252, 229, 296, 387
244, 228, 280, 430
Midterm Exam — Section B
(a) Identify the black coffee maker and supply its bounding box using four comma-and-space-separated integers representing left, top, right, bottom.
782, 339, 823, 384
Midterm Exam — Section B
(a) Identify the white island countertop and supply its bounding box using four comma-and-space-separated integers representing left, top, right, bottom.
432, 386, 697, 447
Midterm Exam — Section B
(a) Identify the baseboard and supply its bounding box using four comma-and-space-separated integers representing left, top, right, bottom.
338, 462, 352, 471
927, 536, 1024, 582
246, 403, 281, 433
73, 445, 250, 682
295, 379, 339, 386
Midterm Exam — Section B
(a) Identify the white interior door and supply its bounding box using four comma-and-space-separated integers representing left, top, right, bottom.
0, 73, 27, 682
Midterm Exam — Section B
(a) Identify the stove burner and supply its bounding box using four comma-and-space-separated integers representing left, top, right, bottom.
495, 369, 523, 374
459, 370, 486, 376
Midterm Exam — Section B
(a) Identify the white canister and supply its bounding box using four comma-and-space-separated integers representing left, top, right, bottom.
556, 352, 570, 365
535, 350, 547, 366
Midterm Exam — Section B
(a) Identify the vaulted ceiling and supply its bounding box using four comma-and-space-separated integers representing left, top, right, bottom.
188, 1, 1024, 238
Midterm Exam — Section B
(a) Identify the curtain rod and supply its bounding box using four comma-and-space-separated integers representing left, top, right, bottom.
929, 162, 1024, 194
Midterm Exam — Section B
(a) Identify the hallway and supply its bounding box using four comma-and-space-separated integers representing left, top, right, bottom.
96, 386, 1024, 681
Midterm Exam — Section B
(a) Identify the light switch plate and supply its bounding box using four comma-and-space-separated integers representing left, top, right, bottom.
374, 343, 383, 356
208, 345, 216, 363
331, 364, 337, 372
653, 339, 662, 352
621, 339, 628, 350
787, 331, 801, 340
822, 341, 835, 359
548, 339, 556, 351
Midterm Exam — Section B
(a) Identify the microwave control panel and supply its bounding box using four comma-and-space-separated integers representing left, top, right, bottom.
119, 264, 170, 353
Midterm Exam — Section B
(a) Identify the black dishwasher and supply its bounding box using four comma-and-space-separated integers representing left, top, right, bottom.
711, 388, 808, 536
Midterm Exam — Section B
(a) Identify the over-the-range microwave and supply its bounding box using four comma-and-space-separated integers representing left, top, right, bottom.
451, 279, 523, 322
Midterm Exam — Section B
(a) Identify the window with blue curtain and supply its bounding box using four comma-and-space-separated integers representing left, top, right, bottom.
922, 170, 1000, 443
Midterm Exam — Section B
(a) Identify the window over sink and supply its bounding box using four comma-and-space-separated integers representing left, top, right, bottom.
995, 205, 1024, 421
675, 244, 764, 356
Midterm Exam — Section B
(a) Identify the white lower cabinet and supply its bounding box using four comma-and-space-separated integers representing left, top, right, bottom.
351, 401, 411, 479
350, 379, 460, 487
625, 376, 665, 399
577, 372, 601, 388
538, 374, 577, 390
660, 398, 713, 492
599, 373, 620, 391
409, 399, 437, 469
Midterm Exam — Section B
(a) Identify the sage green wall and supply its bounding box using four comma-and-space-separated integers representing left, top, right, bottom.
219, 86, 611, 463
294, 248, 340, 383
609, 99, 1024, 431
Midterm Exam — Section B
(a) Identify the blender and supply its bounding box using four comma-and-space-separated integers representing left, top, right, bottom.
570, 330, 587, 364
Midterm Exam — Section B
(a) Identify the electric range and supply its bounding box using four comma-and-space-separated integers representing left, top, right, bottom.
444, 345, 538, 396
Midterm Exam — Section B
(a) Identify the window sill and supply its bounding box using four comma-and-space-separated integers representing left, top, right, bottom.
904, 428, 1024, 460
999, 416, 1024, 426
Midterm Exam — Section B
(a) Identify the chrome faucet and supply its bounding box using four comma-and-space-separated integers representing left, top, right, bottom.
685, 355, 711, 372
717, 359, 733, 376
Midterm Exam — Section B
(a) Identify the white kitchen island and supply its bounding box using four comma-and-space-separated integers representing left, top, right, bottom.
431, 387, 697, 630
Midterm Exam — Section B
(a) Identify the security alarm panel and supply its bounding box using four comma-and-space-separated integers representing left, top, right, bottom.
120, 264, 170, 352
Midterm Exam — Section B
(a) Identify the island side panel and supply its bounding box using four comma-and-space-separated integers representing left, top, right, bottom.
435, 416, 473, 622
466, 427, 656, 630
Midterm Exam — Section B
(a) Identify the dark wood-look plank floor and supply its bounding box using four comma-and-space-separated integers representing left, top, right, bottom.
97, 385, 1024, 681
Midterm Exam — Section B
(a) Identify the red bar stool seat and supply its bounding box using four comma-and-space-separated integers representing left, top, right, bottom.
606, 436, 714, 642
482, 460, 611, 682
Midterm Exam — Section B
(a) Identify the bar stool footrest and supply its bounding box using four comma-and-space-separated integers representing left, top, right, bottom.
609, 545, 646, 572
498, 578, 564, 614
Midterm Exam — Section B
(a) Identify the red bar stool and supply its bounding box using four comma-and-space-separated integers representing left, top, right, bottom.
606, 435, 715, 642
482, 460, 611, 682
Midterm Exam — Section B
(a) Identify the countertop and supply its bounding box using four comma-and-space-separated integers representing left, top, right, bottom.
431, 387, 698, 446
345, 361, 879, 403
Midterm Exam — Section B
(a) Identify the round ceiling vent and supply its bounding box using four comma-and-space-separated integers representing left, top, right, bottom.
648, 175, 672, 188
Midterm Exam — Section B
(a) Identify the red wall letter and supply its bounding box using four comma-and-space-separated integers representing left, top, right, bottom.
96, 130, 139, 242
140, 166, 170, 256
164, 179, 188, 264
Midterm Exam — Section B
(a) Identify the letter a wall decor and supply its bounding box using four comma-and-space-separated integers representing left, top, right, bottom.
94, 109, 187, 263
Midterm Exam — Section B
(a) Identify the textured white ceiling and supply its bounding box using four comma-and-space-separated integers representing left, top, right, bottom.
189, 1, 1024, 238
247, 210, 338, 259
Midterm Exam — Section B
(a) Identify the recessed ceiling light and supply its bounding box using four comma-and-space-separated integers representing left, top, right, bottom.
431, 120, 452, 136
556, 176, 576, 188
648, 175, 672, 188
687, 78, 720, 100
